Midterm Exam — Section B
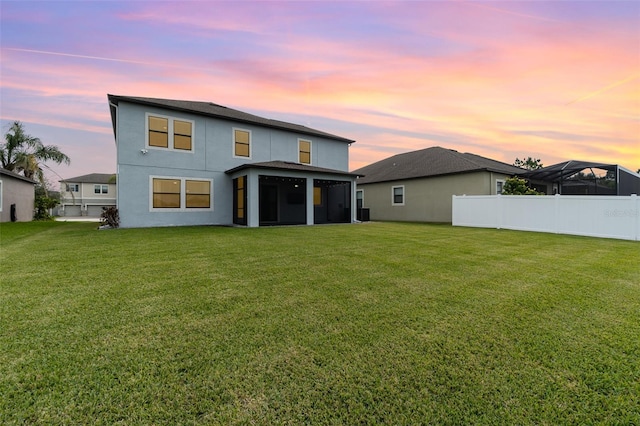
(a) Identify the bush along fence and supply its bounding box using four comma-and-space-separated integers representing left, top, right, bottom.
452, 194, 639, 241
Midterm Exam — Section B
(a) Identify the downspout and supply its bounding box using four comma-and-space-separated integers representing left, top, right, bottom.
109, 101, 119, 211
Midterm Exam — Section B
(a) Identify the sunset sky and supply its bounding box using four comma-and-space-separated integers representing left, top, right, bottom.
1, 0, 639, 184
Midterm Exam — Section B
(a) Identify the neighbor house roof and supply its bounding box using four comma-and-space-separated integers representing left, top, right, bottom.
0, 168, 37, 184
521, 160, 618, 182
353, 146, 524, 184
107, 95, 355, 144
225, 160, 363, 178
60, 173, 115, 184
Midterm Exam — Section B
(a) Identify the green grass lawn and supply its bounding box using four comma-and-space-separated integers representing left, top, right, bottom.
1, 221, 639, 425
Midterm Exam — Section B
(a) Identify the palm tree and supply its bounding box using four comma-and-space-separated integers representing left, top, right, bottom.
1, 121, 70, 189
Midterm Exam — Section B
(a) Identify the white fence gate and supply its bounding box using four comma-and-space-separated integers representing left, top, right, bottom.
452, 194, 639, 241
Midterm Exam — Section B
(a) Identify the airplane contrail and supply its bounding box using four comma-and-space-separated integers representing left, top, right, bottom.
3, 47, 215, 72
566, 73, 640, 105
4, 47, 163, 66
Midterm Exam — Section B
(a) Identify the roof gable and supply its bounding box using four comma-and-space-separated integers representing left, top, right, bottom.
108, 95, 355, 144
61, 173, 115, 184
0, 168, 37, 184
353, 146, 524, 184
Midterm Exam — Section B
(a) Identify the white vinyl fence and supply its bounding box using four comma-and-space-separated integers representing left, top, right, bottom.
452, 194, 639, 241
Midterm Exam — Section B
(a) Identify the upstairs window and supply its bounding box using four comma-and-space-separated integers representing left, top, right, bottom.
147, 114, 194, 152
148, 116, 169, 148
299, 139, 311, 164
174, 120, 192, 151
234, 128, 251, 158
67, 184, 79, 192
94, 185, 109, 194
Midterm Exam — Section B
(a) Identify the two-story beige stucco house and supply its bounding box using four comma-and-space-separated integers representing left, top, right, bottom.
59, 173, 117, 217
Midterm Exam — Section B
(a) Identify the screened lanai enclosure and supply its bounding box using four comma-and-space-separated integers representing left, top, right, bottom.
227, 161, 360, 227
256, 176, 352, 226
313, 179, 352, 224
523, 161, 640, 196
258, 175, 307, 226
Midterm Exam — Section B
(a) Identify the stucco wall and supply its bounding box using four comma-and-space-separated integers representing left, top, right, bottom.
115, 101, 350, 228
357, 171, 512, 223
60, 182, 117, 217
0, 175, 34, 222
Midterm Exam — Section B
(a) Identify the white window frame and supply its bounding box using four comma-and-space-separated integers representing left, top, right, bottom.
145, 112, 195, 153
496, 179, 505, 195
298, 138, 312, 164
392, 185, 405, 206
232, 127, 252, 159
67, 183, 79, 192
94, 184, 108, 194
149, 176, 214, 212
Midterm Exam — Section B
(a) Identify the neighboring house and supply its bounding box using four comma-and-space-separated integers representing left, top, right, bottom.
0, 168, 35, 222
59, 173, 117, 217
352, 146, 524, 223
521, 160, 640, 195
107, 95, 359, 228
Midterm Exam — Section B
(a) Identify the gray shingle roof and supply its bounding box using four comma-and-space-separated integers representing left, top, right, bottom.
61, 173, 115, 184
0, 168, 36, 184
108, 95, 355, 144
225, 160, 362, 177
521, 160, 617, 182
353, 146, 524, 184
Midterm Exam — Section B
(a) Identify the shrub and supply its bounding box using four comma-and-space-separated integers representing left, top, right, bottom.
100, 207, 120, 228
502, 177, 543, 195
34, 196, 58, 221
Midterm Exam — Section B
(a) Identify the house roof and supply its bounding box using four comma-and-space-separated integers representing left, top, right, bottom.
225, 160, 362, 178
60, 173, 115, 184
107, 95, 355, 144
0, 168, 37, 184
352, 146, 524, 184
521, 160, 618, 182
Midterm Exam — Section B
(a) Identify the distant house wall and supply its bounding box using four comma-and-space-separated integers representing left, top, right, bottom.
114, 100, 350, 228
60, 181, 116, 217
0, 172, 34, 222
357, 171, 512, 223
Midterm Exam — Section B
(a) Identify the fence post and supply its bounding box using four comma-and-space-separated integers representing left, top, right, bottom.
452, 195, 457, 225
496, 194, 502, 229
632, 194, 639, 241
553, 194, 560, 234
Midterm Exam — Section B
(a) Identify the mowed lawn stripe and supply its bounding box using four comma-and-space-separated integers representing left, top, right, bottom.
1, 221, 639, 424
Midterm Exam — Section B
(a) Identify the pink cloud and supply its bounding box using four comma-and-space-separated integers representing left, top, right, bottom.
2, 1, 638, 178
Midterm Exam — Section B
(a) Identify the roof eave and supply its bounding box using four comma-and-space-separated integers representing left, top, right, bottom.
107, 94, 355, 144
225, 161, 363, 178
356, 167, 519, 185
